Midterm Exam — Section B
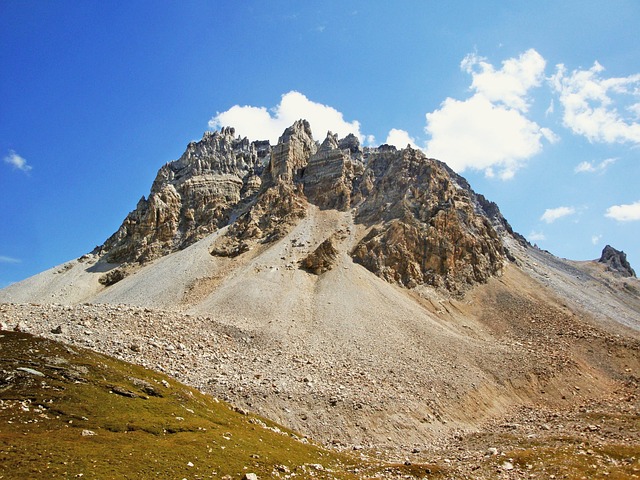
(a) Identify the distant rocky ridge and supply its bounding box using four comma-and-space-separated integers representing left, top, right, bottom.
599, 245, 636, 277
97, 120, 522, 294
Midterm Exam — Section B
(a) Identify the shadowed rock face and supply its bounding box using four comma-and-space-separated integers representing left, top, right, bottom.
599, 245, 636, 277
97, 121, 517, 293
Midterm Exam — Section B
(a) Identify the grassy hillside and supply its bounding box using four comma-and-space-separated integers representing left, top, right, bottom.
0, 330, 410, 479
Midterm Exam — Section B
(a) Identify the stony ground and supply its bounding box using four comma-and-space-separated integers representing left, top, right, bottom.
2, 296, 638, 479
1, 207, 639, 478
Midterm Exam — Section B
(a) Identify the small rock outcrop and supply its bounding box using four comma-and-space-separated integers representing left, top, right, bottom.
299, 238, 339, 274
599, 245, 636, 277
98, 268, 127, 286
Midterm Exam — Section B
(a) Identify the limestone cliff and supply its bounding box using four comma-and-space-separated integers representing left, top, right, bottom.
101, 127, 268, 263
350, 146, 507, 292
302, 132, 362, 211
98, 121, 520, 294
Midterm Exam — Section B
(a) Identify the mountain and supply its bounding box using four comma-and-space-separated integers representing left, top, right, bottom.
1, 121, 639, 476
95, 119, 513, 295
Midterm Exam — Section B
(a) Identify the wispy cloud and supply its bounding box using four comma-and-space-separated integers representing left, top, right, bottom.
3, 150, 32, 173
528, 230, 546, 242
424, 49, 557, 180
0, 255, 21, 264
574, 157, 616, 174
591, 234, 602, 245
551, 61, 640, 145
209, 91, 364, 143
541, 206, 576, 223
605, 200, 640, 222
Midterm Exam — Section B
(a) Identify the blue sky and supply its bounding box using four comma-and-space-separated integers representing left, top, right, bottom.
1, 1, 639, 287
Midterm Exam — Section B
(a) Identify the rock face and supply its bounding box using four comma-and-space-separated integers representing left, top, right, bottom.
299, 237, 339, 274
101, 127, 268, 263
599, 245, 636, 277
96, 120, 521, 293
269, 120, 316, 183
350, 146, 507, 292
302, 132, 361, 211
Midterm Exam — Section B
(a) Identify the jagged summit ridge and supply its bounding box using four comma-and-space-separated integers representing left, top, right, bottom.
97, 120, 518, 293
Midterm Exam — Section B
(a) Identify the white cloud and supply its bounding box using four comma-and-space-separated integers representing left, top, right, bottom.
541, 206, 576, 223
574, 157, 616, 174
384, 129, 418, 149
551, 61, 640, 144
605, 200, 640, 222
545, 99, 555, 116
528, 231, 546, 242
0, 255, 21, 264
425, 94, 552, 180
3, 150, 32, 173
424, 49, 555, 180
591, 234, 602, 245
461, 49, 546, 112
209, 91, 363, 144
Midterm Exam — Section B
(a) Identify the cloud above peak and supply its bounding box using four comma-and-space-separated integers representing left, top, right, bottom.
424, 49, 556, 180
605, 201, 640, 222
209, 91, 363, 144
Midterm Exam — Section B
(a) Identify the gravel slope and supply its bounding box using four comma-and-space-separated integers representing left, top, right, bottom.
1, 205, 639, 455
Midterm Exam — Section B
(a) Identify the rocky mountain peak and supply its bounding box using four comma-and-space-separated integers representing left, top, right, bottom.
269, 119, 317, 183
96, 120, 522, 294
599, 245, 636, 277
338, 133, 361, 154
319, 131, 340, 152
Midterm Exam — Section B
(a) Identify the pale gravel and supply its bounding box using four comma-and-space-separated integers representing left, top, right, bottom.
1, 205, 639, 456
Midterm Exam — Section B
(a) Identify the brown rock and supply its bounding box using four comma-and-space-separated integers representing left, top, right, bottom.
299, 238, 339, 274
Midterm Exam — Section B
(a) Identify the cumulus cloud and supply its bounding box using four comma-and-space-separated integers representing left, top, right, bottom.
605, 200, 640, 222
541, 206, 576, 223
384, 129, 418, 149
551, 61, 640, 144
209, 91, 363, 144
574, 157, 616, 174
0, 255, 21, 264
424, 49, 556, 180
3, 150, 32, 173
461, 49, 546, 112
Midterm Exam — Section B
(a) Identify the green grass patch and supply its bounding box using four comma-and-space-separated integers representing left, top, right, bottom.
0, 331, 368, 479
